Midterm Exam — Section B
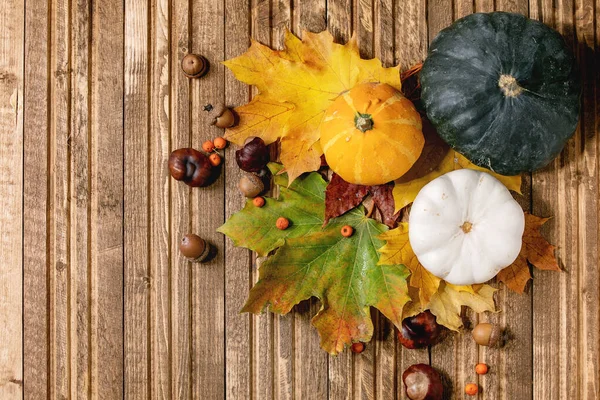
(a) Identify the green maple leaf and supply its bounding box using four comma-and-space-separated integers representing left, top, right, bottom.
218, 164, 411, 354
217, 163, 326, 257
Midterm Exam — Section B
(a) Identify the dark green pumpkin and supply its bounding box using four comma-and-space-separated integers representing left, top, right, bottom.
421, 12, 581, 176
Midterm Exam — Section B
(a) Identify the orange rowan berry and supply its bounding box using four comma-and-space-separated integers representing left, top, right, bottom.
214, 137, 227, 149
465, 383, 478, 396
475, 363, 488, 375
253, 197, 265, 207
202, 140, 215, 153
209, 153, 221, 166
351, 342, 365, 354
341, 225, 354, 237
276, 217, 290, 230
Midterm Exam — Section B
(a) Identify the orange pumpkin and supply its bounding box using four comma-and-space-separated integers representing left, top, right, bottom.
320, 82, 424, 185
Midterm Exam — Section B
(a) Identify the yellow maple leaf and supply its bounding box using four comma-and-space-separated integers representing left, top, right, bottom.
392, 150, 522, 213
223, 30, 401, 183
428, 282, 497, 331
378, 223, 440, 307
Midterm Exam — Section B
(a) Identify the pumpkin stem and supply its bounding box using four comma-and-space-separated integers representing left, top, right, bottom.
355, 112, 374, 132
461, 221, 473, 234
498, 74, 523, 97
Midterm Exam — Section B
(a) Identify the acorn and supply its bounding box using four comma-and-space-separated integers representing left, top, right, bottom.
238, 174, 264, 198
204, 103, 235, 128
472, 322, 503, 347
179, 234, 211, 262
181, 54, 209, 78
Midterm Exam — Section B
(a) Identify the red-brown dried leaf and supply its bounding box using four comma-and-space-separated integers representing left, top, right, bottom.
324, 174, 369, 226
370, 183, 399, 228
324, 174, 399, 228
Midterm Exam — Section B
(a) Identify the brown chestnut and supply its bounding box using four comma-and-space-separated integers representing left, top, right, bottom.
398, 310, 444, 349
402, 364, 443, 400
236, 137, 270, 172
181, 54, 209, 78
472, 323, 503, 347
204, 103, 235, 128
238, 174, 264, 198
168, 148, 213, 187
179, 234, 210, 262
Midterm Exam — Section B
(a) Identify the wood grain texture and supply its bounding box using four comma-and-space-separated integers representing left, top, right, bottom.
23, 0, 49, 397
70, 0, 92, 397
49, 0, 71, 396
0, 0, 24, 398
395, 0, 427, 69
150, 0, 173, 396
90, 1, 124, 397
190, 0, 226, 398
531, 1, 583, 400
124, 0, 151, 397
170, 0, 193, 397
573, 2, 599, 399
10, 1, 600, 399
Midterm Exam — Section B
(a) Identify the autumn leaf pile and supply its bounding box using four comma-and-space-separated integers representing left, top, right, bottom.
219, 164, 411, 354
220, 30, 561, 354
223, 30, 400, 183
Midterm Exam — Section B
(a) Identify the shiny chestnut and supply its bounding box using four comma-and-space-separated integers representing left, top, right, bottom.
168, 148, 212, 187
235, 137, 270, 172
402, 364, 443, 400
398, 310, 444, 349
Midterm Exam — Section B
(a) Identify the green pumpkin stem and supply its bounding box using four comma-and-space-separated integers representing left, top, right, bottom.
355, 112, 374, 132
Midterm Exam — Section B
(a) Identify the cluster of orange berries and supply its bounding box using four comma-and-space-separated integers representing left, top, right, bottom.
202, 137, 227, 166
250, 193, 356, 238
463, 363, 489, 396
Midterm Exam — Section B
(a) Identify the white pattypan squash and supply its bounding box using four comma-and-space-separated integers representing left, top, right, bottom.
409, 169, 524, 285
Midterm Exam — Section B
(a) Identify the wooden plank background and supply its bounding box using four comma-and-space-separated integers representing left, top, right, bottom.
0, 0, 598, 398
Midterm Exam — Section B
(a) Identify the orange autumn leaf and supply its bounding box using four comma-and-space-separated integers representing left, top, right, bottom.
498, 213, 560, 293
223, 30, 401, 183
497, 253, 531, 294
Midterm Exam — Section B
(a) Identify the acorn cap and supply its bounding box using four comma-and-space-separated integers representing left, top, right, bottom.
204, 103, 227, 125
181, 54, 209, 78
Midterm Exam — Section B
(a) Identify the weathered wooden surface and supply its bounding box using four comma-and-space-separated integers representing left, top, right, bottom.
1, 0, 598, 398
